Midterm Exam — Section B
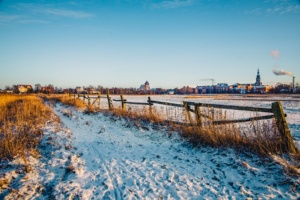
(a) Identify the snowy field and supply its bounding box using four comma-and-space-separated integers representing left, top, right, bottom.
1, 95, 300, 199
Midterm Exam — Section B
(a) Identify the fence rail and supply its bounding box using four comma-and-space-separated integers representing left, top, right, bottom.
212, 114, 275, 125
184, 102, 273, 113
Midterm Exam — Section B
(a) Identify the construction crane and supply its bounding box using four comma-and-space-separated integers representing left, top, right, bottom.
199, 79, 215, 85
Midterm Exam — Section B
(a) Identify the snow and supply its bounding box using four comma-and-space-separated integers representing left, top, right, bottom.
1, 95, 300, 199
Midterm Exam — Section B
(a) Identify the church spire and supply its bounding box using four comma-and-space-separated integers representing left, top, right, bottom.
255, 68, 262, 86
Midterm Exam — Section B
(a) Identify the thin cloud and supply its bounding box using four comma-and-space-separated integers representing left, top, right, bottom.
270, 50, 280, 59
0, 13, 50, 25
0, 13, 21, 23
267, 5, 300, 14
43, 8, 93, 19
243, 8, 262, 15
15, 3, 94, 19
265, 0, 300, 14
151, 0, 196, 9
244, 0, 300, 15
19, 19, 50, 24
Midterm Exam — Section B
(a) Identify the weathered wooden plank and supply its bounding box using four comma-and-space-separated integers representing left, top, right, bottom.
79, 95, 106, 99
98, 93, 101, 109
107, 93, 112, 110
113, 99, 127, 102
195, 105, 202, 126
272, 101, 297, 153
188, 108, 195, 113
92, 98, 99, 105
148, 97, 153, 116
125, 102, 152, 106
200, 113, 211, 119
88, 97, 102, 99
149, 100, 184, 108
214, 98, 300, 102
212, 114, 274, 125
121, 95, 126, 111
88, 97, 91, 105
183, 102, 193, 124
185, 102, 273, 113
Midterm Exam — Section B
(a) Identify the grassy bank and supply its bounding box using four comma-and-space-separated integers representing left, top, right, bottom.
0, 94, 53, 163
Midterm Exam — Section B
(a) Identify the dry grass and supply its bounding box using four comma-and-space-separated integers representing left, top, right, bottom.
111, 106, 165, 124
180, 120, 286, 155
40, 94, 86, 109
84, 104, 100, 114
41, 94, 103, 114
180, 108, 299, 158
0, 94, 53, 163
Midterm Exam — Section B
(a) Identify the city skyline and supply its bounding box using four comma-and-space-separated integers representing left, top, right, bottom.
0, 0, 299, 89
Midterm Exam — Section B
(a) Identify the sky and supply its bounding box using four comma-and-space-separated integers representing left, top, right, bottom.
0, 0, 299, 89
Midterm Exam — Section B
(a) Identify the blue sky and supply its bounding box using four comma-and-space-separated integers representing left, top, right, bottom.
0, 0, 299, 89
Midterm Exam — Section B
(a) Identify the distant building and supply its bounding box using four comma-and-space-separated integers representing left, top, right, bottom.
154, 88, 166, 94
35, 84, 42, 92
255, 68, 262, 86
178, 86, 197, 94
87, 87, 96, 94
197, 86, 207, 94
75, 87, 83, 94
140, 81, 150, 91
41, 85, 55, 94
168, 90, 175, 95
15, 85, 33, 94
63, 88, 75, 94
216, 83, 229, 93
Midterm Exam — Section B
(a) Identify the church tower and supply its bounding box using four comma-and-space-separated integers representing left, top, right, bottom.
255, 68, 262, 86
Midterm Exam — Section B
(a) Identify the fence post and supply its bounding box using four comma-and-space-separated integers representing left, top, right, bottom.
183, 102, 193, 124
195, 104, 202, 127
210, 107, 215, 120
272, 101, 297, 153
121, 95, 126, 111
98, 92, 101, 109
148, 97, 153, 116
107, 91, 112, 110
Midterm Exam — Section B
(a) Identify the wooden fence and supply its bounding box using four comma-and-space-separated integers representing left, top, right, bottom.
70, 93, 297, 153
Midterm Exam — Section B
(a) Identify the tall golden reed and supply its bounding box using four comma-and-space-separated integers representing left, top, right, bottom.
0, 94, 52, 163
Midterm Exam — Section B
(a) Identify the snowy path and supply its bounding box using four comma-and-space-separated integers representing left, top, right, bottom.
3, 103, 297, 199
27, 103, 297, 199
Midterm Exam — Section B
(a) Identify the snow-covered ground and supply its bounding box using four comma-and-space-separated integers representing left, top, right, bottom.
1, 98, 300, 199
